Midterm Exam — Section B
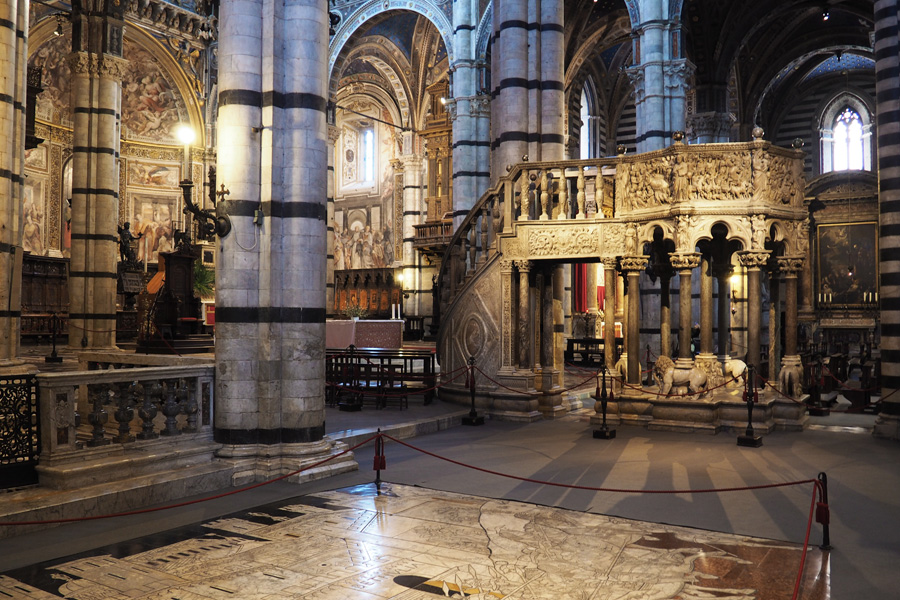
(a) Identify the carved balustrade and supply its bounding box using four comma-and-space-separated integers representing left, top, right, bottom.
36, 364, 214, 459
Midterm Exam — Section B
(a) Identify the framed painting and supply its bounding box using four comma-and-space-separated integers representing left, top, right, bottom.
816, 221, 878, 305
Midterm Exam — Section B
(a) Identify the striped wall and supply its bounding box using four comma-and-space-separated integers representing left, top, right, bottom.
874, 0, 900, 423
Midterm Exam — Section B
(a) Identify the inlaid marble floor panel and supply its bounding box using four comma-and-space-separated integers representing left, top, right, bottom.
1, 483, 828, 599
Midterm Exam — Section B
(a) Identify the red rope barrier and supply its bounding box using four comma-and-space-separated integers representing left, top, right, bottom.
0, 432, 380, 527
381, 433, 816, 494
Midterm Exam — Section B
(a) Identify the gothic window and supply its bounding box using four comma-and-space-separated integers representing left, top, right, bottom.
820, 95, 872, 173
580, 88, 590, 160
363, 128, 375, 182
832, 108, 863, 170
340, 122, 378, 192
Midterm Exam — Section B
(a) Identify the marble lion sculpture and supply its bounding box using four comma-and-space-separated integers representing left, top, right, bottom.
652, 355, 708, 398
723, 358, 747, 387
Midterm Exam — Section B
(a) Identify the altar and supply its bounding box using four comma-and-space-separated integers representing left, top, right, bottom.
326, 319, 404, 349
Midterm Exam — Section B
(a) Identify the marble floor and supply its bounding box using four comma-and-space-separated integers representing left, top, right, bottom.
1, 482, 827, 600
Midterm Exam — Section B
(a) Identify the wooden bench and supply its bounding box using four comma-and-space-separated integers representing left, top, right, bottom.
326, 346, 436, 410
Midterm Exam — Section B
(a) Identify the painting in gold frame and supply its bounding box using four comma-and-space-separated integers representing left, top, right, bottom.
816, 221, 878, 305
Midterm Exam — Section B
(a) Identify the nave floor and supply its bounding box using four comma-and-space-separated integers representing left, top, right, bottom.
1, 482, 826, 599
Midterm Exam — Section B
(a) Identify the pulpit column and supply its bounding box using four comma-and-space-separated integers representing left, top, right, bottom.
739, 251, 770, 371
499, 259, 516, 374
671, 253, 701, 369
516, 260, 533, 372
715, 264, 733, 358
778, 256, 804, 396
621, 256, 648, 386
601, 257, 619, 371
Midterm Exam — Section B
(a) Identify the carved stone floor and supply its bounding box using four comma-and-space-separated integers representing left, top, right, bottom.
1, 483, 827, 600
3, 377, 898, 599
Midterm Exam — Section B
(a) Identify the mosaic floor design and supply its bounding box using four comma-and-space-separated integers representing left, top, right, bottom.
1, 483, 828, 599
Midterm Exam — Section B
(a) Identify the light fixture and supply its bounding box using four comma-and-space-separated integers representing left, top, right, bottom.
176, 123, 231, 240
439, 97, 446, 105
176, 124, 196, 146
823, 10, 830, 20
53, 14, 64, 36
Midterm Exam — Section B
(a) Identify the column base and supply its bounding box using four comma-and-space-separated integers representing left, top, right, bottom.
778, 355, 804, 398
873, 408, 900, 441
217, 439, 358, 484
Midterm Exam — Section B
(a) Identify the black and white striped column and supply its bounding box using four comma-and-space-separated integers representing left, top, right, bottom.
215, 0, 355, 472
0, 0, 27, 366
490, 0, 564, 180
67, 2, 127, 350
875, 0, 900, 437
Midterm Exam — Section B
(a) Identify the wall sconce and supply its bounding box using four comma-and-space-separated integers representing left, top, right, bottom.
177, 124, 231, 241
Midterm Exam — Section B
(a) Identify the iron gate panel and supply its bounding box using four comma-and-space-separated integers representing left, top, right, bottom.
0, 374, 39, 488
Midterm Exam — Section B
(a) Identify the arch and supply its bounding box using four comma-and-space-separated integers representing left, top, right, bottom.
340, 41, 413, 127
637, 220, 675, 249
329, 0, 455, 81
669, 0, 685, 22
623, 0, 639, 26
28, 17, 204, 145
475, 2, 493, 63
676, 217, 751, 252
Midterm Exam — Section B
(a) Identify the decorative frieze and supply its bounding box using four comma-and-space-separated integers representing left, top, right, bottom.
527, 226, 598, 257
68, 53, 130, 81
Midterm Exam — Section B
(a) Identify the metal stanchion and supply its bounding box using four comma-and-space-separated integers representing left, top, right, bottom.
462, 356, 485, 426
737, 364, 762, 447
45, 313, 63, 363
817, 472, 832, 550
373, 428, 386, 495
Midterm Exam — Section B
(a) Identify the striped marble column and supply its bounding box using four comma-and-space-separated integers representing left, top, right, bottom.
326, 124, 339, 313
490, 0, 565, 179
0, 0, 27, 366
67, 2, 127, 351
627, 12, 690, 152
874, 0, 900, 437
215, 0, 355, 475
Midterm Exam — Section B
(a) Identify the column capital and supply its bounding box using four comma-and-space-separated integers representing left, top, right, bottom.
499, 258, 516, 272
600, 256, 619, 270
776, 255, 804, 275
620, 255, 648, 272
68, 52, 129, 81
738, 250, 770, 269
514, 259, 533, 272
669, 252, 700, 271
327, 124, 341, 143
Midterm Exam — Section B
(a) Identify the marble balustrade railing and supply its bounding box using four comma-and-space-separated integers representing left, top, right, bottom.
439, 159, 613, 306
36, 365, 215, 460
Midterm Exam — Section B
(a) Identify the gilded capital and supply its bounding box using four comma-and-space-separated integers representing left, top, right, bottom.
738, 250, 770, 269
669, 252, 701, 271
776, 256, 804, 275
601, 256, 619, 270
620, 256, 648, 272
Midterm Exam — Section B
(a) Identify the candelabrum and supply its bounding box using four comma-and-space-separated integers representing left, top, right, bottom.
177, 125, 231, 241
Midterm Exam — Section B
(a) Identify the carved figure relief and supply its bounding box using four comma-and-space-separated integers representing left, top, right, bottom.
528, 227, 598, 257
